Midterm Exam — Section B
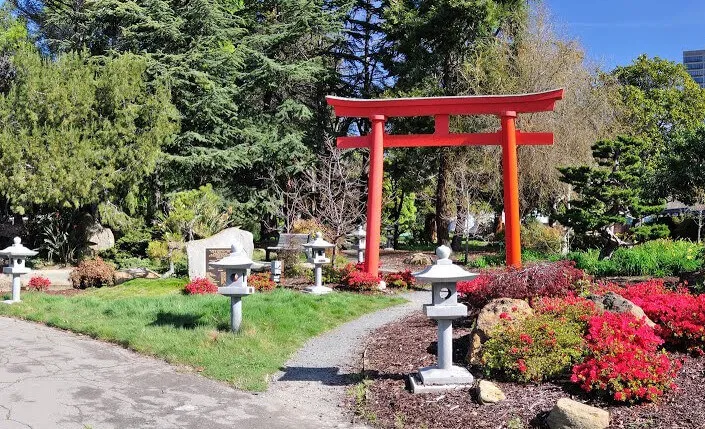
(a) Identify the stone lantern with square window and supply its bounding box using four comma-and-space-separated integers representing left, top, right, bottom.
302, 232, 335, 295
209, 244, 255, 332
0, 237, 38, 304
349, 225, 366, 263
409, 245, 479, 393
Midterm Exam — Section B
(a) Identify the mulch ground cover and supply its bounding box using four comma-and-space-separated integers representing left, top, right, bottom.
356, 313, 705, 429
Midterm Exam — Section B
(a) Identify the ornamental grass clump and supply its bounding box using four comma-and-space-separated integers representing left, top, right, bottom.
457, 261, 588, 309
184, 277, 217, 295
481, 312, 587, 383
571, 312, 681, 403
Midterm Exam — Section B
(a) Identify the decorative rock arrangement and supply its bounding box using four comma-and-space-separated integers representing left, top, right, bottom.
546, 398, 609, 429
466, 298, 533, 365
409, 246, 478, 393
477, 380, 505, 405
587, 292, 655, 328
186, 228, 254, 280
0, 237, 37, 303
403, 252, 432, 266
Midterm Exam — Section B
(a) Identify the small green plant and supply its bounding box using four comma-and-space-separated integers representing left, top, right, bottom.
482, 313, 586, 382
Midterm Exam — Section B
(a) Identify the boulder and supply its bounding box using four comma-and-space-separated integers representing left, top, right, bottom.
477, 380, 505, 405
466, 298, 533, 365
546, 398, 609, 429
114, 268, 161, 285
587, 292, 655, 328
403, 252, 433, 266
186, 228, 254, 280
87, 224, 115, 251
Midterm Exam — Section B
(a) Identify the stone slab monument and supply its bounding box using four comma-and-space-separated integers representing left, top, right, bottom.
186, 228, 254, 282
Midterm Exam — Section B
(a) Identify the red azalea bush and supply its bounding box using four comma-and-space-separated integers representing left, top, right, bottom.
383, 270, 415, 289
340, 262, 381, 291
597, 279, 705, 354
184, 277, 218, 295
534, 295, 599, 330
457, 261, 588, 309
249, 272, 276, 291
571, 312, 681, 402
27, 276, 51, 291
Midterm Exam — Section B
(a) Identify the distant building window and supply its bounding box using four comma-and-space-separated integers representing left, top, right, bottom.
685, 56, 704, 63
695, 77, 704, 84
687, 63, 704, 70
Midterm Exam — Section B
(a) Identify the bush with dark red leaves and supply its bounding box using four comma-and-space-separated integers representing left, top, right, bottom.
457, 261, 588, 309
184, 277, 218, 295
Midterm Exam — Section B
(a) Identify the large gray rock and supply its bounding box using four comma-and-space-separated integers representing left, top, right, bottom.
477, 380, 506, 405
466, 298, 533, 365
87, 224, 115, 251
546, 398, 609, 429
186, 228, 254, 280
587, 292, 656, 328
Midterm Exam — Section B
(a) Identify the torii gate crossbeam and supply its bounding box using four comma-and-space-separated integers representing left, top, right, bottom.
326, 89, 564, 278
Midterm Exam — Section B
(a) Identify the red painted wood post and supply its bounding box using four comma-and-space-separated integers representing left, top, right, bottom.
501, 111, 522, 268
365, 115, 386, 278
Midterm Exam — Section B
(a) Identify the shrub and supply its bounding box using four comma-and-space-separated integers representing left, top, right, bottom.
69, 257, 115, 289
607, 279, 705, 354
249, 272, 276, 292
27, 276, 51, 291
184, 277, 218, 295
568, 239, 703, 277
340, 263, 380, 291
571, 312, 681, 403
457, 261, 588, 309
533, 295, 599, 330
521, 221, 563, 255
482, 313, 587, 382
383, 270, 415, 289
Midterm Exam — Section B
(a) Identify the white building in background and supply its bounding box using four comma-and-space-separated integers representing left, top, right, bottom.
684, 49, 705, 88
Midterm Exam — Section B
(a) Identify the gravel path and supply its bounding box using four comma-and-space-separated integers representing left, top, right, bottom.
265, 290, 428, 428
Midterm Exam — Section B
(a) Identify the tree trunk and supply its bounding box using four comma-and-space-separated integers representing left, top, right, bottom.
599, 225, 628, 260
435, 148, 454, 246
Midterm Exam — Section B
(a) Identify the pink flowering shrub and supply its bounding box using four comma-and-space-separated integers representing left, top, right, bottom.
184, 277, 218, 295
571, 312, 681, 402
595, 279, 705, 354
457, 261, 588, 309
27, 276, 51, 291
383, 270, 415, 289
481, 312, 586, 382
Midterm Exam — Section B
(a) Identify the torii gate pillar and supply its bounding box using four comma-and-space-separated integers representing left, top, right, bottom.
328, 89, 564, 278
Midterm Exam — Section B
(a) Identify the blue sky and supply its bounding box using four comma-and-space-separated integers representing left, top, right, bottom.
544, 0, 705, 70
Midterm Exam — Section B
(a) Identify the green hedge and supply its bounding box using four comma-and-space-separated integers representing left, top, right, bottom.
568, 239, 703, 277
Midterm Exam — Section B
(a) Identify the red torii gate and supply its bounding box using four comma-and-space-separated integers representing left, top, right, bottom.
326, 89, 564, 278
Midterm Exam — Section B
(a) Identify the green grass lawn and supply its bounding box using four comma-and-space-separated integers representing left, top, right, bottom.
0, 279, 404, 391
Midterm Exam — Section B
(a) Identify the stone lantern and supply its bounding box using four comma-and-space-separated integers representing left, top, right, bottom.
209, 244, 255, 332
0, 237, 38, 304
349, 225, 366, 263
409, 245, 478, 393
302, 232, 335, 295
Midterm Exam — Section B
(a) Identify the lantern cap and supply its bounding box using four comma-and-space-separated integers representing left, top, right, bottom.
209, 243, 254, 269
413, 245, 478, 283
349, 225, 366, 238
303, 232, 335, 249
0, 237, 38, 257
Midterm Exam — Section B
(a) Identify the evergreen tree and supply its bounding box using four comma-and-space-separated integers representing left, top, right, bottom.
556, 136, 664, 258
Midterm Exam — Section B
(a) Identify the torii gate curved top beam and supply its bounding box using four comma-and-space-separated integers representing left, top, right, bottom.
326, 89, 564, 278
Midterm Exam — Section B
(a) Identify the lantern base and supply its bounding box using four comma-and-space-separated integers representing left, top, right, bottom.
408, 368, 474, 394
414, 365, 474, 388
2, 299, 19, 305
303, 285, 333, 295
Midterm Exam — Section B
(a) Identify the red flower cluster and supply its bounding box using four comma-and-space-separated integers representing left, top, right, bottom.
383, 270, 415, 289
249, 272, 276, 292
27, 276, 51, 291
339, 263, 381, 291
571, 312, 681, 402
184, 277, 218, 295
600, 280, 705, 354
457, 261, 588, 309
